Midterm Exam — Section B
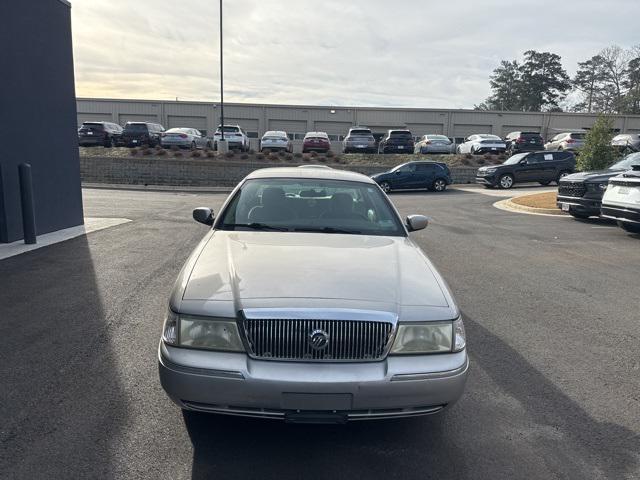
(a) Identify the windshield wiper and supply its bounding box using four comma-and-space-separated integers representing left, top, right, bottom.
294, 227, 361, 234
223, 223, 289, 231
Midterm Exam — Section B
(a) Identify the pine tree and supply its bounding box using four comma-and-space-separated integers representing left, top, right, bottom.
577, 115, 617, 171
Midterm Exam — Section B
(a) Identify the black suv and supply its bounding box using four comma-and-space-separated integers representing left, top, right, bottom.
504, 131, 544, 155
78, 121, 123, 147
557, 152, 640, 218
378, 130, 414, 154
121, 122, 165, 147
476, 151, 575, 189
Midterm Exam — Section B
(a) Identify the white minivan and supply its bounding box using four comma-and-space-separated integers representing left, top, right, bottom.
601, 166, 640, 234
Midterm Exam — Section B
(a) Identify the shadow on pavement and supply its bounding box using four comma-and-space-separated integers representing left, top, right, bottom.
463, 314, 639, 478
0, 237, 126, 479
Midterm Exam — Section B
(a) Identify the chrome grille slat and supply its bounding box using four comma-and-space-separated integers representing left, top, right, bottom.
243, 318, 393, 362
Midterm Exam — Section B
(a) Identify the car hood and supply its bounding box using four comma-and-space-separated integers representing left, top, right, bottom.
561, 169, 622, 183
182, 231, 450, 311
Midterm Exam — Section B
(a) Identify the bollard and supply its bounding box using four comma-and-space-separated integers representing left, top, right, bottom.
18, 163, 36, 244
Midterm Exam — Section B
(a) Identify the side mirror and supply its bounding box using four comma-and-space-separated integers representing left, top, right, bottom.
193, 207, 215, 226
519, 159, 528, 165
406, 214, 429, 232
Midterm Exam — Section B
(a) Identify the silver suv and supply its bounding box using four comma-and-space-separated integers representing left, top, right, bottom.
544, 132, 585, 152
343, 127, 376, 153
159, 167, 468, 423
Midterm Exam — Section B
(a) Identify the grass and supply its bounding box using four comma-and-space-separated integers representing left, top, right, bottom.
511, 192, 559, 210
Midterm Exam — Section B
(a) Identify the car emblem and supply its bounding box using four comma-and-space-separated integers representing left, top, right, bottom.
309, 329, 329, 351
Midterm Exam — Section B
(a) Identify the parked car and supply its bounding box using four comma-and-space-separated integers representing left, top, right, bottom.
504, 131, 544, 155
161, 128, 210, 149
456, 134, 506, 154
121, 122, 165, 147
544, 132, 585, 152
213, 125, 250, 152
371, 161, 452, 193
476, 151, 575, 189
343, 127, 377, 153
260, 131, 292, 153
611, 133, 640, 152
378, 130, 414, 154
414, 135, 453, 154
601, 165, 640, 234
557, 152, 640, 219
302, 132, 331, 153
77, 121, 123, 147
158, 167, 468, 422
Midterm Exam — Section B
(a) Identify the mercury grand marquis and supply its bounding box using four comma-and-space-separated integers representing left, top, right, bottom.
158, 167, 468, 423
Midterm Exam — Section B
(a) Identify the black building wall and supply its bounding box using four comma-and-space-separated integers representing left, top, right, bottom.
0, 0, 83, 243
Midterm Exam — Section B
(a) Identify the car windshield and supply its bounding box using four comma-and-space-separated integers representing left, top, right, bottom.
350, 130, 372, 136
503, 153, 528, 165
427, 135, 449, 141
124, 123, 147, 132
218, 178, 405, 236
390, 131, 412, 137
610, 153, 640, 169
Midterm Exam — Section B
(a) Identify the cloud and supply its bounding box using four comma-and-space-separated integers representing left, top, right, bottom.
71, 0, 640, 108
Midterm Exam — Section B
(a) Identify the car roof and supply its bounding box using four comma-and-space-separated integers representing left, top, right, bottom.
246, 167, 375, 184
263, 130, 287, 136
304, 131, 329, 137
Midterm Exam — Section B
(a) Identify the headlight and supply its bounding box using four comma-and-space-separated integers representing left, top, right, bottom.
485, 168, 497, 173
587, 183, 608, 192
390, 318, 466, 354
599, 183, 608, 191
162, 309, 244, 352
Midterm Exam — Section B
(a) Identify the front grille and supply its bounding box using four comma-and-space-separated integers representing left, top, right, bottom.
558, 182, 586, 198
241, 319, 394, 362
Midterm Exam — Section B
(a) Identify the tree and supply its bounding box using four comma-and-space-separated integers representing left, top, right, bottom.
486, 60, 523, 111
623, 55, 640, 114
599, 46, 630, 113
519, 50, 571, 111
572, 55, 606, 113
577, 115, 617, 171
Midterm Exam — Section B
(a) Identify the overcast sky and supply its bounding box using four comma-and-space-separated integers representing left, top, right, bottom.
72, 0, 639, 108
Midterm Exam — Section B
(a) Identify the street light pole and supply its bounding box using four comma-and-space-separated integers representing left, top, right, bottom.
219, 0, 224, 143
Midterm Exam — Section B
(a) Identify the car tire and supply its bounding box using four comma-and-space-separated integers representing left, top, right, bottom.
191, 141, 197, 150
432, 178, 447, 192
104, 136, 114, 148
484, 185, 495, 189
618, 221, 640, 233
206, 141, 212, 149
499, 174, 514, 189
380, 182, 391, 194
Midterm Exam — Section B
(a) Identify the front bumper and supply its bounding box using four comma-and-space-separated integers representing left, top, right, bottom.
381, 145, 413, 153
158, 342, 468, 422
78, 136, 106, 146
601, 203, 640, 224
475, 175, 497, 186
556, 194, 602, 216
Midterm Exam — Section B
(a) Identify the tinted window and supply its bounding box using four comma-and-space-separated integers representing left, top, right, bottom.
416, 163, 435, 172
350, 129, 372, 136
125, 123, 148, 132
390, 131, 412, 137
570, 133, 585, 139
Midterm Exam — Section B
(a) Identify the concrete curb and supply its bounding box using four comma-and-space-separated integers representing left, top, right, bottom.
82, 183, 234, 193
494, 197, 568, 217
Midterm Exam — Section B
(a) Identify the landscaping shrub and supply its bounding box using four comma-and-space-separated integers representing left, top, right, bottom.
578, 115, 617, 171
174, 151, 183, 158
465, 153, 473, 159
256, 153, 265, 160
278, 150, 286, 157
285, 153, 294, 162
461, 157, 472, 166
310, 151, 318, 158
268, 153, 279, 161
142, 148, 152, 156
248, 148, 255, 155
225, 150, 235, 159
317, 156, 327, 163
191, 150, 202, 158
129, 148, 138, 156
170, 145, 179, 152
476, 158, 486, 165
483, 153, 491, 160
206, 150, 216, 158
157, 148, 167, 156
241, 153, 249, 160
302, 154, 311, 162
294, 152, 303, 159
326, 150, 335, 158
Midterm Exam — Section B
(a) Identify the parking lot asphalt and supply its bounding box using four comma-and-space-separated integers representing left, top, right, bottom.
1, 186, 639, 480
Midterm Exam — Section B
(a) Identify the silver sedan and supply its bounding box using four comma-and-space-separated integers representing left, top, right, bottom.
158, 167, 468, 423
161, 128, 210, 149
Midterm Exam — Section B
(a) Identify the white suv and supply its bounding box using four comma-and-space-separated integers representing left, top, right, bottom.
213, 125, 250, 152
601, 166, 640, 234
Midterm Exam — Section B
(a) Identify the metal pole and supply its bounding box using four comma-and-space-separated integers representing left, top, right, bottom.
18, 163, 36, 244
219, 0, 224, 142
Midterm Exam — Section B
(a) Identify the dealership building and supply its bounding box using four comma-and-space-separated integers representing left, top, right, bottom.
77, 98, 640, 151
